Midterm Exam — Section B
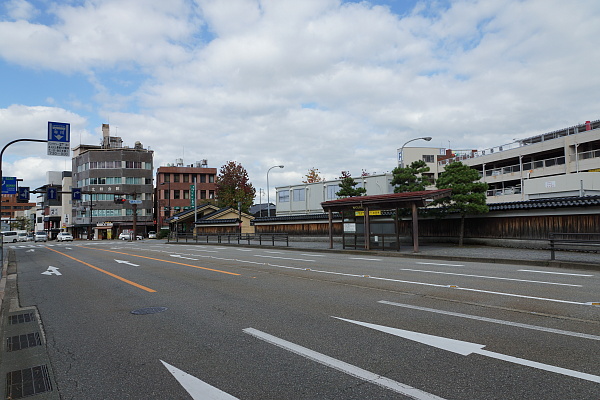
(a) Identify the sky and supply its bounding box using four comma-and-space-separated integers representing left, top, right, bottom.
1, 0, 599, 202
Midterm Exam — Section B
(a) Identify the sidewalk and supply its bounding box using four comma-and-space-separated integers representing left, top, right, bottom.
169, 236, 600, 271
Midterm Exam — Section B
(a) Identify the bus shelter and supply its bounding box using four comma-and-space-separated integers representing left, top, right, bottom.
321, 190, 451, 252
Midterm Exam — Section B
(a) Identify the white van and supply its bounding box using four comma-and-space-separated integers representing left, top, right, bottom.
1, 231, 19, 243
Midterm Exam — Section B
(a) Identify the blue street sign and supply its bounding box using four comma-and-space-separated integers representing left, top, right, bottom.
47, 187, 57, 200
48, 121, 70, 142
47, 121, 70, 156
2, 177, 17, 194
18, 187, 30, 201
72, 188, 82, 200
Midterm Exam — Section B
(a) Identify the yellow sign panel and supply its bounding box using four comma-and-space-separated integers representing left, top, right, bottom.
354, 210, 382, 216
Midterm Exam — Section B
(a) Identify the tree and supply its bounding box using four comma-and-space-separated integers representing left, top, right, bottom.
215, 161, 256, 213
391, 160, 432, 193
336, 171, 366, 198
302, 167, 323, 183
11, 216, 32, 231
435, 161, 489, 246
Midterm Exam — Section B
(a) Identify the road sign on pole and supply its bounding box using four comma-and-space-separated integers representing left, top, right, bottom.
17, 187, 30, 201
1, 177, 17, 194
72, 188, 82, 200
129, 200, 142, 205
47, 121, 70, 156
47, 187, 57, 200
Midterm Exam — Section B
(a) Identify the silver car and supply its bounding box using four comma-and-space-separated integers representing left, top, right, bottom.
34, 231, 48, 242
56, 232, 73, 242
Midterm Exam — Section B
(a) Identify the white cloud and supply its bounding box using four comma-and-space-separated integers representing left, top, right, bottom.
1, 0, 600, 199
4, 0, 38, 20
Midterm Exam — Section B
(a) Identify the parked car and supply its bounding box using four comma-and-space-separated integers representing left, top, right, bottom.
34, 231, 48, 242
1, 231, 18, 243
56, 232, 73, 242
147, 231, 157, 239
17, 232, 29, 242
118, 232, 143, 240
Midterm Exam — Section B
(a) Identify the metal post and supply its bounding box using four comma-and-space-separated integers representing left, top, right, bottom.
267, 165, 284, 217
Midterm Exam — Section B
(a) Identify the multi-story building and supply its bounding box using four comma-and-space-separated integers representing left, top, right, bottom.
156, 159, 217, 229
438, 119, 600, 203
34, 171, 71, 238
0, 193, 36, 231
71, 124, 154, 239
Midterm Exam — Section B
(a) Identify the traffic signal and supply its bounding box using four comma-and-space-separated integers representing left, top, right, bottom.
114, 196, 126, 204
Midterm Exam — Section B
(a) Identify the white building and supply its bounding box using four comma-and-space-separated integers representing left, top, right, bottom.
275, 173, 394, 216
438, 119, 600, 203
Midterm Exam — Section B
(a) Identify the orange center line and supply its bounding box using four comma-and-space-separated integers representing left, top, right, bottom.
46, 247, 157, 293
78, 246, 241, 276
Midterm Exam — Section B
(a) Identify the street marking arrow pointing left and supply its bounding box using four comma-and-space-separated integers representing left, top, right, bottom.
115, 259, 140, 266
160, 360, 238, 399
41, 266, 62, 276
334, 317, 600, 384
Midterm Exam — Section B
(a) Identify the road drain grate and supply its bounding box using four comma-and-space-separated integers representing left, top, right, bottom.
9, 312, 35, 325
131, 307, 168, 315
6, 365, 52, 399
7, 333, 42, 352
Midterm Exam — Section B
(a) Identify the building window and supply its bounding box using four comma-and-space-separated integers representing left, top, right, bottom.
174, 174, 180, 183
209, 175, 215, 183
163, 174, 170, 183
326, 185, 338, 200
278, 191, 290, 203
183, 175, 189, 183
174, 190, 181, 199
200, 190, 206, 199
293, 188, 305, 202
200, 174, 206, 183
423, 155, 435, 163
183, 190, 190, 199
209, 190, 215, 199
163, 189, 169, 200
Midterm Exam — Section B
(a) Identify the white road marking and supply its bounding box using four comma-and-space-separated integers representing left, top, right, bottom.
417, 262, 465, 267
349, 257, 382, 261
379, 301, 600, 341
300, 253, 326, 257
398, 268, 581, 287
243, 328, 446, 400
334, 317, 600, 384
160, 360, 238, 400
170, 254, 199, 260
236, 249, 252, 252
518, 269, 594, 277
115, 259, 140, 267
254, 255, 316, 262
264, 251, 284, 254
41, 266, 61, 276
258, 263, 592, 305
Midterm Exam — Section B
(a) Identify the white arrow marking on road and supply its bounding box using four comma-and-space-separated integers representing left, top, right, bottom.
115, 259, 140, 267
170, 254, 199, 260
160, 360, 239, 400
41, 266, 62, 276
334, 317, 600, 384
26, 249, 35, 253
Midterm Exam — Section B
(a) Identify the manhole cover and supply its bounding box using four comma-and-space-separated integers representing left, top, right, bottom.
131, 307, 168, 315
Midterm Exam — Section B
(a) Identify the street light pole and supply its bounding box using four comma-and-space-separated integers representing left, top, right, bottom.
399, 136, 432, 168
267, 165, 284, 217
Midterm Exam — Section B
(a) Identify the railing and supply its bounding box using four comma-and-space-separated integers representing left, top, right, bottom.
486, 186, 522, 197
549, 233, 600, 260
343, 233, 400, 251
169, 232, 289, 246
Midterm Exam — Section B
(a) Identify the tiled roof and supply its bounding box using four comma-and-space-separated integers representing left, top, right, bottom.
488, 195, 600, 211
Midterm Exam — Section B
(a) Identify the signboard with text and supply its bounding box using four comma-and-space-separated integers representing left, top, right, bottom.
47, 121, 70, 156
2, 177, 17, 194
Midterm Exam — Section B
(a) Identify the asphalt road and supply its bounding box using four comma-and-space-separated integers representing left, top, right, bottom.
3, 240, 600, 399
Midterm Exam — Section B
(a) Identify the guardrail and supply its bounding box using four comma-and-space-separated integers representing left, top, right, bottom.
549, 233, 600, 260
169, 232, 289, 247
